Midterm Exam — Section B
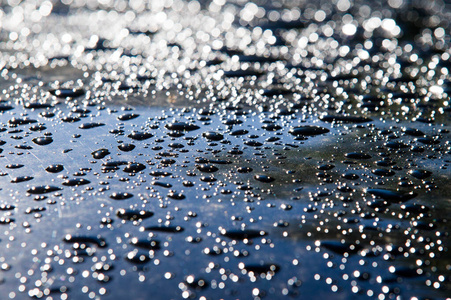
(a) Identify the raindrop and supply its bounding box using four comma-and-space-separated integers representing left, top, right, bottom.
116, 208, 154, 221
167, 191, 186, 200
240, 263, 280, 275
125, 250, 151, 264
118, 113, 140, 121
61, 116, 81, 123
367, 189, 417, 203
153, 181, 172, 188
254, 174, 275, 183
63, 234, 107, 248
79, 122, 105, 129
6, 164, 24, 169
402, 127, 425, 137
123, 163, 146, 173
144, 225, 184, 233
128, 131, 153, 140
408, 169, 432, 179
230, 129, 249, 136
32, 136, 53, 146
342, 172, 359, 180
24, 103, 52, 109
129, 237, 160, 250
345, 152, 371, 159
262, 124, 282, 131
385, 141, 409, 149
220, 229, 266, 240
289, 126, 329, 136
62, 178, 91, 186
196, 164, 218, 173
321, 241, 362, 255
372, 169, 395, 177
318, 164, 335, 170
110, 192, 133, 200
91, 148, 110, 159
27, 185, 61, 194
150, 171, 172, 177
202, 131, 223, 141
165, 122, 200, 132
9, 117, 37, 126
49, 88, 85, 98
0, 104, 13, 112
223, 70, 264, 78
244, 140, 263, 147
320, 115, 372, 123
11, 176, 34, 183
118, 143, 135, 152
29, 124, 47, 131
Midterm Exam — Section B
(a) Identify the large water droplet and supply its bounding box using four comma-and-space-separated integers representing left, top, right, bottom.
289, 126, 329, 136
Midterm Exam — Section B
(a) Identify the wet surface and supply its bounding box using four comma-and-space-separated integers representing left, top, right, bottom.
0, 0, 450, 299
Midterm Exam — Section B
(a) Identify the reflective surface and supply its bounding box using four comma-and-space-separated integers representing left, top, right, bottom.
0, 0, 450, 299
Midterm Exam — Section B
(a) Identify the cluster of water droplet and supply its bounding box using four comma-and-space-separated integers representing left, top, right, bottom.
0, 0, 450, 299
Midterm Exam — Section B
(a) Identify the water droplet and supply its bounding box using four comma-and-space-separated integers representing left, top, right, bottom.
408, 169, 432, 179
129, 237, 160, 250
367, 189, 417, 203
240, 263, 280, 275
118, 143, 135, 152
254, 174, 275, 183
49, 88, 85, 98
62, 178, 91, 186
91, 148, 110, 159
9, 117, 37, 126
342, 172, 359, 180
125, 250, 151, 264
110, 192, 133, 200
196, 164, 218, 173
289, 126, 329, 136
402, 127, 425, 137
123, 163, 146, 173
63, 234, 107, 248
223, 70, 264, 78
27, 185, 61, 194
153, 181, 172, 188
24, 102, 52, 109
29, 124, 47, 131
0, 104, 14, 112
11, 176, 34, 183
128, 131, 153, 140
150, 171, 172, 177
32, 136, 53, 146
61, 116, 81, 123
144, 225, 184, 233
167, 191, 186, 200
0, 217, 15, 224
0, 204, 15, 211
372, 169, 395, 176
79, 122, 105, 129
45, 164, 64, 173
345, 152, 372, 159
230, 129, 249, 136
262, 124, 282, 131
6, 164, 24, 169
318, 164, 335, 170
202, 131, 223, 141
165, 122, 200, 131
220, 229, 266, 240
321, 241, 362, 255
320, 115, 372, 123
116, 208, 153, 221
118, 113, 140, 121
244, 140, 263, 147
